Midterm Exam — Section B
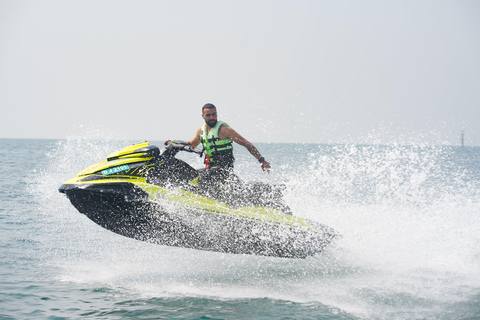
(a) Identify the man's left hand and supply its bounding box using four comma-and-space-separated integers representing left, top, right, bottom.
261, 160, 271, 173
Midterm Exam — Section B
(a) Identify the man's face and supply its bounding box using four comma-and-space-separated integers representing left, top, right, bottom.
202, 108, 217, 128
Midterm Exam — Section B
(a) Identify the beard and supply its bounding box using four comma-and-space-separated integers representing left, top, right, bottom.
205, 119, 217, 128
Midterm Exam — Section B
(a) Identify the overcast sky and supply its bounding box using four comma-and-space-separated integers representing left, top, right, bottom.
1, 0, 479, 145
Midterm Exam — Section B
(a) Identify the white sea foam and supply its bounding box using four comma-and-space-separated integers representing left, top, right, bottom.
26, 136, 480, 319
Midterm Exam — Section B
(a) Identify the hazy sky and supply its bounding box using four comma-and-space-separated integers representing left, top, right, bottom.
1, 0, 479, 145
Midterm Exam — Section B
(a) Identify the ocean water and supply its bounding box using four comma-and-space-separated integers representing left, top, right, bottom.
1, 137, 480, 320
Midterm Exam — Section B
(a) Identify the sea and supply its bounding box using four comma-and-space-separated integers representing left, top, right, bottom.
1, 137, 480, 320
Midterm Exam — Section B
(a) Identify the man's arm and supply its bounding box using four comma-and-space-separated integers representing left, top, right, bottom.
222, 126, 271, 172
164, 127, 202, 147
186, 127, 202, 147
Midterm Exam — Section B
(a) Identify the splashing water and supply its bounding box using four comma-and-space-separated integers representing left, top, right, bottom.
20, 137, 480, 319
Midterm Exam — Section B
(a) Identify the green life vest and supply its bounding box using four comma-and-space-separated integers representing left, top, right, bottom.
201, 121, 234, 168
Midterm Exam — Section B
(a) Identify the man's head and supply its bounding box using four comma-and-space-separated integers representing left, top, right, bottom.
202, 103, 217, 128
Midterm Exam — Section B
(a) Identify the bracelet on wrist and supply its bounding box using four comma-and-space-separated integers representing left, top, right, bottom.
258, 156, 265, 163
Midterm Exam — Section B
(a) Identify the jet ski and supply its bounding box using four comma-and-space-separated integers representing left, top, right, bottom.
59, 141, 339, 258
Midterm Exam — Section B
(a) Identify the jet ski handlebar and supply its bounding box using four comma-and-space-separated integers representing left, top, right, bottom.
161, 140, 203, 157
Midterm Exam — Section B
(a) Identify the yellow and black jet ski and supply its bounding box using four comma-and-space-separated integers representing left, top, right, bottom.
59, 141, 339, 258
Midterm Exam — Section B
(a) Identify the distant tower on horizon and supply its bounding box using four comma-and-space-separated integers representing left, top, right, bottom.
461, 130, 464, 147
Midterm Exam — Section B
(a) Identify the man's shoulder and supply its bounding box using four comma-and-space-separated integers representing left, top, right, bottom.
218, 122, 236, 140
218, 122, 231, 133
218, 121, 229, 127
217, 121, 231, 132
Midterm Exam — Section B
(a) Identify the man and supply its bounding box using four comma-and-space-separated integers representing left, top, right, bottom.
186, 103, 271, 172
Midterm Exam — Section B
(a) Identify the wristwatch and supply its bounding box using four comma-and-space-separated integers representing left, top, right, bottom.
258, 156, 265, 163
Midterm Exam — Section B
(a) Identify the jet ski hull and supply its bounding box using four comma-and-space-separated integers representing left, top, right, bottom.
60, 181, 338, 259
58, 141, 339, 258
